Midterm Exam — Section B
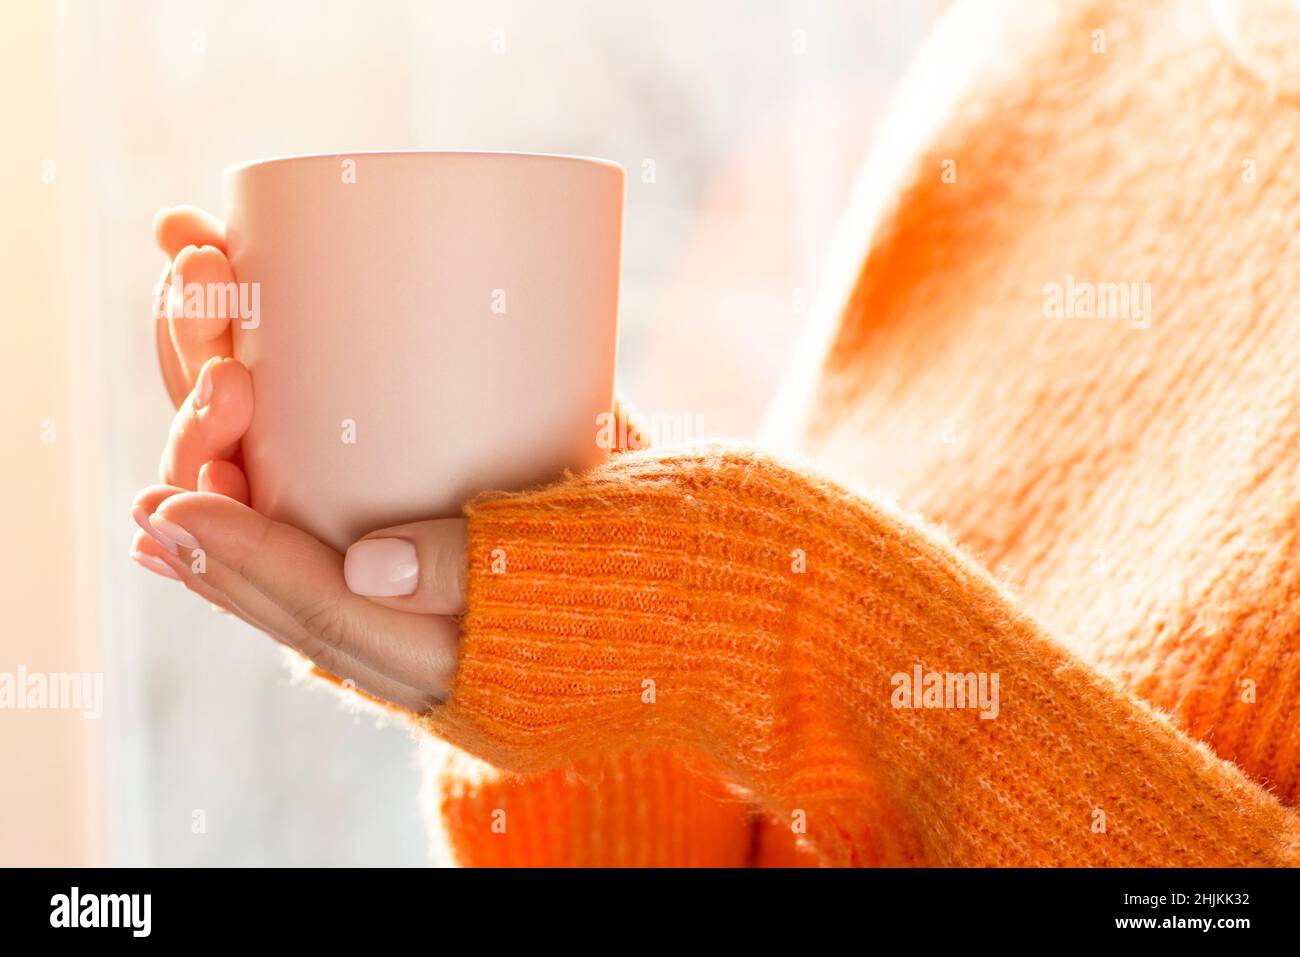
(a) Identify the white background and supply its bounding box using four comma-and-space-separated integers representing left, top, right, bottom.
36, 0, 933, 865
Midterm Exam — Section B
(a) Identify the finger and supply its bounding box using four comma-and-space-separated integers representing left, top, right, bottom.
131, 526, 257, 622
132, 485, 260, 617
150, 492, 460, 700
167, 244, 235, 384
198, 459, 250, 504
344, 519, 468, 615
132, 485, 240, 619
130, 527, 183, 582
151, 205, 227, 407
154, 263, 192, 409
171, 546, 438, 711
130, 484, 244, 617
131, 490, 429, 706
154, 205, 226, 258
161, 358, 253, 490
132, 484, 189, 556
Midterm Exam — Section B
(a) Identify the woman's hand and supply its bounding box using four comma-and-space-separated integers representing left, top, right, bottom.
131, 206, 466, 713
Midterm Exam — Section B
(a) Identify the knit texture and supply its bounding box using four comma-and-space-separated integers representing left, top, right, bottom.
414, 0, 1300, 865
423, 449, 1300, 866
417, 740, 817, 867
422, 743, 755, 867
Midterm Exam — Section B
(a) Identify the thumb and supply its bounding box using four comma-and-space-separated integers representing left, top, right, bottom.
344, 518, 468, 615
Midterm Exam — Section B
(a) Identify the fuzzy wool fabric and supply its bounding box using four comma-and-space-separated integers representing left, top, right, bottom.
413, 0, 1300, 866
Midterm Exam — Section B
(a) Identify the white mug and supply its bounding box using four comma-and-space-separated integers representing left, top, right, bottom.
223, 151, 623, 550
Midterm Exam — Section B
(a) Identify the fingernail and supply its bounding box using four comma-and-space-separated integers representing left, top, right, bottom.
133, 504, 178, 555
149, 513, 200, 552
133, 552, 181, 581
193, 357, 219, 409
344, 538, 419, 597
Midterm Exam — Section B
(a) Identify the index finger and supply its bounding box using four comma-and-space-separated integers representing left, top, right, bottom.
154, 205, 226, 257
165, 244, 237, 384
152, 206, 230, 404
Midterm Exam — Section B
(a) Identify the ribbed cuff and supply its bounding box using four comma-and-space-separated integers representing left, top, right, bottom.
421, 447, 810, 774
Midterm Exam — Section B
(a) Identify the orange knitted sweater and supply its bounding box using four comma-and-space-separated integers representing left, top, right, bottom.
409, 0, 1300, 866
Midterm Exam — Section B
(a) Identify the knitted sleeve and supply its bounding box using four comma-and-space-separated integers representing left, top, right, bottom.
422, 446, 1300, 866
423, 743, 753, 867
307, 641, 756, 867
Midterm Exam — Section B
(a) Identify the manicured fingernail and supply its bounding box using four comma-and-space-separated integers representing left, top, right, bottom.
133, 552, 181, 581
193, 357, 219, 409
149, 513, 200, 551
133, 504, 178, 555
344, 538, 418, 597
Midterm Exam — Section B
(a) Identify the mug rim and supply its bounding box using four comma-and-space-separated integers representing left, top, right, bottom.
223, 149, 623, 180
